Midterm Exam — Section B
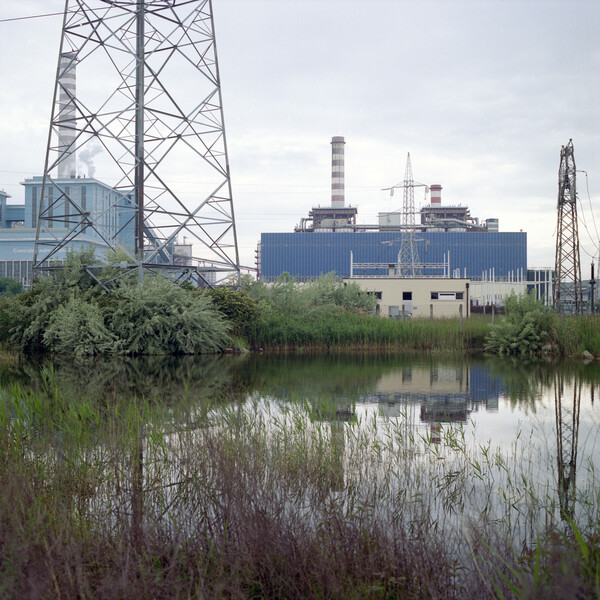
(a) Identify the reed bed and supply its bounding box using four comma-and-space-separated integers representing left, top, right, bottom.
248, 310, 490, 352
0, 376, 598, 599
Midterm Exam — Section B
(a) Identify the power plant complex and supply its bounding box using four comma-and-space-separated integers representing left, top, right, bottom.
260, 137, 524, 282
0, 0, 587, 317
256, 136, 547, 316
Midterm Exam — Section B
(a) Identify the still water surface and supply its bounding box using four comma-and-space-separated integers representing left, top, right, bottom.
5, 352, 600, 540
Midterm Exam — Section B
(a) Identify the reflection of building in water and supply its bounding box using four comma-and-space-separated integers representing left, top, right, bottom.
420, 395, 469, 423
555, 375, 581, 523
363, 363, 503, 423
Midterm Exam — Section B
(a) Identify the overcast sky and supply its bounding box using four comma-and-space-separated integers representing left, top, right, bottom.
1, 0, 599, 271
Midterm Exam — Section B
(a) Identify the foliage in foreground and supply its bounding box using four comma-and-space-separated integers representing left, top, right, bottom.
243, 273, 489, 351
485, 291, 600, 358
485, 291, 552, 356
3, 251, 230, 355
0, 373, 598, 599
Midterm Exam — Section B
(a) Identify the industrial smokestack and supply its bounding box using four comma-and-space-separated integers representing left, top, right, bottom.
57, 51, 77, 178
430, 184, 442, 205
331, 136, 345, 208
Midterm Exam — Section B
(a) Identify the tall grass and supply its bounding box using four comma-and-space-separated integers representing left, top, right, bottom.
243, 274, 491, 351
248, 309, 490, 351
0, 367, 598, 598
552, 314, 600, 356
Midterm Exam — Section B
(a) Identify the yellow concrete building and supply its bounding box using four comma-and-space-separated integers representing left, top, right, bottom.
344, 277, 470, 319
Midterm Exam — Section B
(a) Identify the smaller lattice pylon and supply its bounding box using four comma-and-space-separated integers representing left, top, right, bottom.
553, 139, 583, 313
383, 153, 427, 277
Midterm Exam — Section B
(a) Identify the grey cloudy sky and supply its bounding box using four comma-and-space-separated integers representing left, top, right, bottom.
1, 0, 599, 271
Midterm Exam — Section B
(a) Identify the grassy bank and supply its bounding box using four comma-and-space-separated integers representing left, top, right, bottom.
247, 309, 490, 351
3, 262, 600, 357
0, 375, 598, 599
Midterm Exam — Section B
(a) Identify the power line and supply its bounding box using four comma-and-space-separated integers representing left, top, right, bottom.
579, 169, 598, 241
0, 11, 69, 24
576, 171, 599, 260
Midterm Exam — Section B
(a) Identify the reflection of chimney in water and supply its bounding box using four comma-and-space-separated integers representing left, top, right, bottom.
57, 52, 77, 179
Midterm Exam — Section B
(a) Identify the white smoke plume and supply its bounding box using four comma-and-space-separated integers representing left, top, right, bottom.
78, 143, 102, 178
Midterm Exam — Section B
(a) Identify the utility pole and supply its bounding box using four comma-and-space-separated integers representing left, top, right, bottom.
553, 140, 583, 314
590, 263, 596, 314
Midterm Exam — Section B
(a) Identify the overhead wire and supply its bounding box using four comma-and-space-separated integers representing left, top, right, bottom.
576, 170, 599, 260
0, 11, 69, 24
580, 169, 598, 249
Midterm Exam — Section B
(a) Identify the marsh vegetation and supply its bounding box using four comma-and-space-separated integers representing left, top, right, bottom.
0, 354, 598, 598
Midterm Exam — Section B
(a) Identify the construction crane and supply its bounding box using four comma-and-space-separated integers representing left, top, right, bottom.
554, 140, 583, 313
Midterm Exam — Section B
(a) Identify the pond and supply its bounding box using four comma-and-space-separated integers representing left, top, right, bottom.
2, 352, 599, 597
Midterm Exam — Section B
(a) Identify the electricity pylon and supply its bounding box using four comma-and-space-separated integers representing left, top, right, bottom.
33, 0, 240, 287
384, 153, 426, 277
553, 140, 582, 312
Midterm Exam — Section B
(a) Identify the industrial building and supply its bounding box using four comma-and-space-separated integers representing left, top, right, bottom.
261, 231, 526, 282
0, 177, 135, 287
343, 277, 470, 319
259, 137, 527, 296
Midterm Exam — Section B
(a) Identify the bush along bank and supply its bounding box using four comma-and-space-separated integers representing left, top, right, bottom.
1, 265, 489, 357
217, 278, 600, 357
484, 291, 600, 358
1, 250, 231, 356
3, 258, 600, 357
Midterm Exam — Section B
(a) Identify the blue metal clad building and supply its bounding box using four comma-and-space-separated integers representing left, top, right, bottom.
260, 231, 527, 279
0, 177, 135, 286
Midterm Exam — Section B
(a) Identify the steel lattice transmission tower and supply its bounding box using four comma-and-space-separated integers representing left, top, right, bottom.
33, 0, 240, 287
553, 139, 582, 313
385, 153, 426, 277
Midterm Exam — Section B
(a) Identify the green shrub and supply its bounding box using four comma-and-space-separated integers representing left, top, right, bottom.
247, 273, 377, 317
6, 248, 233, 355
204, 286, 259, 338
43, 296, 117, 355
485, 291, 550, 356
0, 277, 23, 297
107, 276, 231, 354
8, 277, 69, 354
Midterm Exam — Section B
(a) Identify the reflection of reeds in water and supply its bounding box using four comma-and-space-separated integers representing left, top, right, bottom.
0, 367, 599, 598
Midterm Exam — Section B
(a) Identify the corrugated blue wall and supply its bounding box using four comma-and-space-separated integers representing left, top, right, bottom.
260, 232, 527, 279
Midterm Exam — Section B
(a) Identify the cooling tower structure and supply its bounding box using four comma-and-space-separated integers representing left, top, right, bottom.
34, 0, 240, 287
331, 136, 345, 208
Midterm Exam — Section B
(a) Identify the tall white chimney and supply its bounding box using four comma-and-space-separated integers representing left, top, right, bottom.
57, 51, 77, 178
331, 136, 345, 208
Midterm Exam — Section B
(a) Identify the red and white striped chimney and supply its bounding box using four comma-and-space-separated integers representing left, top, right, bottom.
430, 184, 442, 205
331, 136, 345, 207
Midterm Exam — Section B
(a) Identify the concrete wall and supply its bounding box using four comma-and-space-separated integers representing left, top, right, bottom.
345, 277, 470, 319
